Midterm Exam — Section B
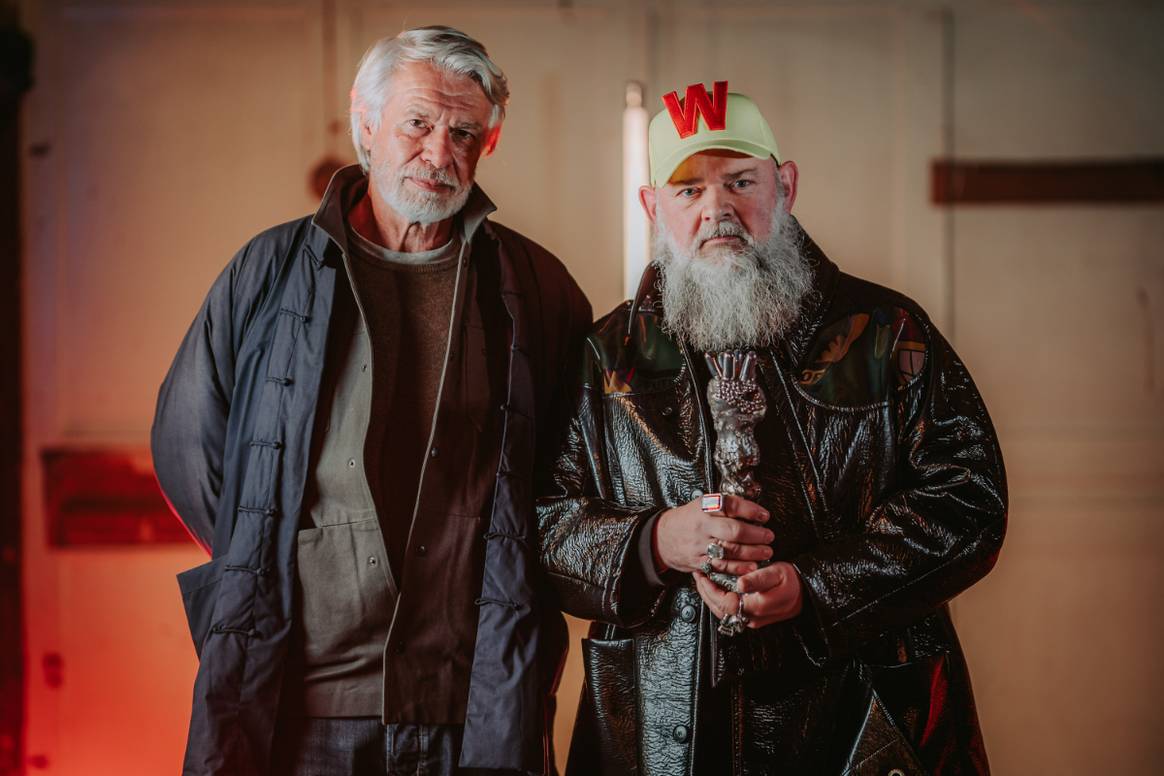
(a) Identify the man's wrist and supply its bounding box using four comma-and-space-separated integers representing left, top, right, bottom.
651, 513, 669, 575
635, 511, 678, 590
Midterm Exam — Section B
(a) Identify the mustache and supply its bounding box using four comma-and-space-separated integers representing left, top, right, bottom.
697, 219, 753, 248
401, 163, 459, 188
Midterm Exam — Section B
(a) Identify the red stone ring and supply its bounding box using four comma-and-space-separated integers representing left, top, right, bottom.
700, 493, 723, 513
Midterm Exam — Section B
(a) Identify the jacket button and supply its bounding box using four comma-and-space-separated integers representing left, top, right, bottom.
430, 447, 439, 458
680, 604, 697, 623
417, 545, 427, 556
394, 642, 405, 655
672, 724, 690, 743
888, 771, 906, 776
661, 405, 674, 417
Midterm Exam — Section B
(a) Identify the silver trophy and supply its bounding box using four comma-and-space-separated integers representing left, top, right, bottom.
703, 350, 767, 634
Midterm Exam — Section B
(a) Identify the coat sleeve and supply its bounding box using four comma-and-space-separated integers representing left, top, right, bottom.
790, 325, 1007, 657
150, 240, 269, 553
536, 336, 669, 628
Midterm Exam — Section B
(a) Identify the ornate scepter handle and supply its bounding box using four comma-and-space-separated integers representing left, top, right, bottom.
704, 350, 767, 603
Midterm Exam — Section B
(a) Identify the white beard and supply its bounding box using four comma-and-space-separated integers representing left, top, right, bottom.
654, 205, 814, 353
370, 159, 471, 225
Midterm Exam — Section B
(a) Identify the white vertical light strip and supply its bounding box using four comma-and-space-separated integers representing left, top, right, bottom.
623, 81, 651, 301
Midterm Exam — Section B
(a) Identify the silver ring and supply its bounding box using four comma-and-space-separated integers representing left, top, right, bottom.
699, 560, 713, 575
706, 539, 725, 560
717, 613, 746, 636
717, 594, 751, 637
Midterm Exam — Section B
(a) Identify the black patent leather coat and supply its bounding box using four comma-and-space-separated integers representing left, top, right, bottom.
537, 232, 1006, 775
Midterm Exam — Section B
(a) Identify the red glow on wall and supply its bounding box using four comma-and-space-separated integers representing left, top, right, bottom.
41, 449, 187, 546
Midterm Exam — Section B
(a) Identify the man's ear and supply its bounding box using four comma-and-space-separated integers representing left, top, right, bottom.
357, 112, 376, 161
482, 125, 502, 157
777, 159, 799, 212
639, 185, 658, 224
359, 112, 375, 146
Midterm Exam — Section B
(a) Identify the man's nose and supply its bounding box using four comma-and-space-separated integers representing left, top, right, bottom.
700, 187, 734, 223
420, 128, 454, 171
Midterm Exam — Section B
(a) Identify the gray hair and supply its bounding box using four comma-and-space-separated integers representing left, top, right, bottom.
349, 25, 510, 172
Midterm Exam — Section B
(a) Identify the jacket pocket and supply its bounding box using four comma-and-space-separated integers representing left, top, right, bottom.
296, 517, 394, 669
570, 637, 639, 775
841, 669, 930, 776
176, 557, 225, 658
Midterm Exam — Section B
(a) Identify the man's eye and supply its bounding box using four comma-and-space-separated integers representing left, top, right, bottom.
452, 129, 477, 143
679, 187, 699, 198
405, 119, 428, 130
732, 179, 754, 190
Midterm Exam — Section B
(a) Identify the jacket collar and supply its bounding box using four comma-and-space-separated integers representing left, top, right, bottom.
625, 216, 840, 367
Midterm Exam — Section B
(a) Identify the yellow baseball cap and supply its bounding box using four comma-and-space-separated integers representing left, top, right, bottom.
648, 81, 781, 186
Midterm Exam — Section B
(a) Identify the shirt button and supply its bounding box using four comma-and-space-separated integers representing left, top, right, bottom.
680, 604, 697, 623
367, 556, 378, 566
348, 458, 357, 468
417, 545, 427, 556
430, 447, 438, 458
690, 489, 703, 500
361, 363, 368, 372
672, 724, 690, 743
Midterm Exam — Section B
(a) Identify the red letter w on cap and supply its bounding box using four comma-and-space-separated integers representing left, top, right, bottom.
662, 81, 729, 139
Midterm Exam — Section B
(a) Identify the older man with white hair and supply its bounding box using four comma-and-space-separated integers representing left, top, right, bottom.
153, 26, 590, 776
538, 82, 1006, 774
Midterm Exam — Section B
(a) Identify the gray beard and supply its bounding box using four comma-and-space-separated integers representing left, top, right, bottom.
654, 206, 814, 353
370, 160, 471, 225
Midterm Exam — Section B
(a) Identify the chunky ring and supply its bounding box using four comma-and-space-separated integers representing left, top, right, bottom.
716, 595, 751, 636
705, 540, 725, 560
699, 560, 713, 575
700, 493, 723, 513
717, 613, 746, 637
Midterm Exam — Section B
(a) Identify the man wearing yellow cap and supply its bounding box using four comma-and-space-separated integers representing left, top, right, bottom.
537, 82, 1006, 774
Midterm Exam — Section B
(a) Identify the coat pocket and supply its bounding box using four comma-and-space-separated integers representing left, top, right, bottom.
568, 637, 639, 775
176, 557, 225, 658
841, 679, 929, 776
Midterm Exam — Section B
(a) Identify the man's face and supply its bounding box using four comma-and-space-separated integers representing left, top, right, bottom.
651, 151, 785, 261
360, 60, 497, 224
641, 151, 811, 352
